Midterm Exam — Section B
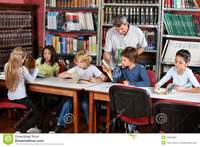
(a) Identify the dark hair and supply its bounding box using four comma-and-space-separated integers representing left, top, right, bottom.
41, 45, 58, 65
176, 49, 191, 63
121, 47, 138, 62
113, 15, 128, 27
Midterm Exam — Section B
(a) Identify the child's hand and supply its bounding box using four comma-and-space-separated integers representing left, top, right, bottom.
154, 84, 160, 91
123, 80, 129, 85
90, 77, 97, 83
58, 72, 71, 78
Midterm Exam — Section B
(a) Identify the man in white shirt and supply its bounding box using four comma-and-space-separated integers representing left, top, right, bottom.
103, 15, 147, 69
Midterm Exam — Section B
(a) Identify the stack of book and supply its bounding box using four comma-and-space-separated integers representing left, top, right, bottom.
0, 10, 32, 28
45, 34, 97, 55
164, 0, 200, 8
46, 12, 97, 31
162, 40, 200, 66
143, 30, 157, 50
193, 15, 200, 36
104, 6, 158, 25
0, 29, 32, 48
164, 13, 199, 36
46, 0, 100, 8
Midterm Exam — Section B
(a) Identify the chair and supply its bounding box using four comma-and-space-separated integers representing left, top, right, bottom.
153, 100, 200, 133
109, 85, 154, 133
0, 97, 28, 131
147, 70, 157, 87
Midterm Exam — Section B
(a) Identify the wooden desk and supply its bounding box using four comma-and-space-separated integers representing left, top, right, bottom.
85, 82, 200, 133
0, 76, 99, 133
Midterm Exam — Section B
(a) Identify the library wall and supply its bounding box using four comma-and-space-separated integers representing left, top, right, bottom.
24, 0, 45, 48
0, 0, 24, 3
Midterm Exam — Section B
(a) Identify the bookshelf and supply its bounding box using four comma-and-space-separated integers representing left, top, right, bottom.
0, 3, 37, 71
160, 0, 200, 78
99, 0, 162, 73
44, 0, 101, 64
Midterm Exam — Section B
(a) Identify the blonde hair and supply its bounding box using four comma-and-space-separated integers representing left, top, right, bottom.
5, 47, 27, 92
74, 50, 92, 66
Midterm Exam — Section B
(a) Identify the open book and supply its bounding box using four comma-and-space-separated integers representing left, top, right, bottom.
102, 59, 113, 81
153, 88, 167, 95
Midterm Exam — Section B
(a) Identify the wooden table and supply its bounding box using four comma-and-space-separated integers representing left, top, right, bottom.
85, 82, 200, 133
0, 76, 99, 133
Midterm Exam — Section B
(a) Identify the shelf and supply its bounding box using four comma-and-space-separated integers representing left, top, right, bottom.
162, 35, 200, 40
58, 53, 97, 58
103, 23, 158, 28
163, 8, 200, 12
144, 50, 157, 53
103, 3, 159, 7
46, 29, 97, 35
0, 26, 31, 30
0, 44, 33, 50
46, 7, 99, 12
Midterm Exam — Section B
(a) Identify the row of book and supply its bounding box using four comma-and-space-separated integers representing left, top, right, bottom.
162, 40, 200, 66
193, 15, 200, 36
102, 28, 157, 50
105, 0, 159, 3
46, 0, 99, 8
0, 29, 32, 49
45, 34, 97, 55
164, 0, 200, 8
143, 30, 157, 50
0, 10, 32, 28
164, 13, 200, 36
104, 6, 158, 25
46, 12, 97, 31
0, 47, 33, 68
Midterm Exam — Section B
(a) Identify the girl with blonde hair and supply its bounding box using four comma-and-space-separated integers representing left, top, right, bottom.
4, 47, 40, 133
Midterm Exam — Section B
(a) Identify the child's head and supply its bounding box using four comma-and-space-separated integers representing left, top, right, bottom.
121, 47, 138, 67
74, 50, 92, 69
5, 47, 27, 91
175, 49, 191, 72
41, 45, 57, 65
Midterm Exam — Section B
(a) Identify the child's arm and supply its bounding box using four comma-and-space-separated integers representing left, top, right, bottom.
175, 87, 200, 93
90, 74, 107, 83
188, 70, 200, 87
54, 63, 60, 77
58, 71, 72, 78
23, 66, 39, 82
155, 67, 173, 89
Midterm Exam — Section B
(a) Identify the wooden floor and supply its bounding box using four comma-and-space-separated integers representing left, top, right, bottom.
0, 110, 89, 133
0, 109, 153, 133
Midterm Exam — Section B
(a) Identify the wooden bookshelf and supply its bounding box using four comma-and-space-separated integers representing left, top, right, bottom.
44, 0, 101, 64
0, 3, 37, 70
162, 35, 200, 40
100, 0, 162, 73
160, 0, 200, 77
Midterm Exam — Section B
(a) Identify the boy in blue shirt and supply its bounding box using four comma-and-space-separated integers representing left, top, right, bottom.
113, 47, 150, 87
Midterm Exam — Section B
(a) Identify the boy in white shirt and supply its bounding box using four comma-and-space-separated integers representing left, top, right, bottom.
154, 49, 200, 92
54, 50, 107, 133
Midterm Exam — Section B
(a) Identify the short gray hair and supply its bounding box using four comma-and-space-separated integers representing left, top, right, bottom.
112, 15, 128, 27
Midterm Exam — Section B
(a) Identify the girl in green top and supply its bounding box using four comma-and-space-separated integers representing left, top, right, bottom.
36, 45, 59, 77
